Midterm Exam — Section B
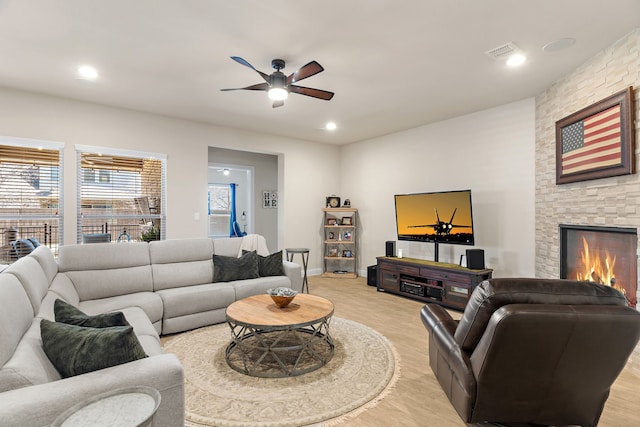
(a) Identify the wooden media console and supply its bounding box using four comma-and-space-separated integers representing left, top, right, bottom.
376, 256, 493, 310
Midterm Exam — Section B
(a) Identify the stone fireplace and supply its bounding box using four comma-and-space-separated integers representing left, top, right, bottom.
535, 29, 640, 376
560, 224, 637, 308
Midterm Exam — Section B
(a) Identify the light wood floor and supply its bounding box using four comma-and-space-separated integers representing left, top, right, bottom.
308, 276, 640, 427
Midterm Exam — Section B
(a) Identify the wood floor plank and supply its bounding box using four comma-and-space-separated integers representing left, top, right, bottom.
308, 276, 640, 427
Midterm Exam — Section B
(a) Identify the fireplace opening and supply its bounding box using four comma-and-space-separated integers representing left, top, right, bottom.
560, 224, 637, 308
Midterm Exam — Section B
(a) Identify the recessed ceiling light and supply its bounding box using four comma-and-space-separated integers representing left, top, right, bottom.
506, 54, 526, 67
543, 38, 576, 53
77, 65, 99, 80
325, 122, 337, 131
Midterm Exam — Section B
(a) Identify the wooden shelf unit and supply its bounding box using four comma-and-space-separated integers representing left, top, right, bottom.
322, 207, 358, 278
376, 256, 492, 310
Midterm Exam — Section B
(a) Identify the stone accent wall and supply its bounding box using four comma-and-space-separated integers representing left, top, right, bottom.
535, 28, 640, 376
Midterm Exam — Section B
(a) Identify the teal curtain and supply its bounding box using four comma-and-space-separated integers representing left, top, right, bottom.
229, 183, 246, 237
229, 183, 238, 237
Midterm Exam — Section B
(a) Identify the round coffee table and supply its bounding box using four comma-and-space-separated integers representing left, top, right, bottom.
225, 294, 334, 377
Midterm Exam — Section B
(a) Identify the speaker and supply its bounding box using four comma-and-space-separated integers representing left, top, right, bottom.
466, 249, 485, 269
385, 241, 396, 257
367, 265, 378, 287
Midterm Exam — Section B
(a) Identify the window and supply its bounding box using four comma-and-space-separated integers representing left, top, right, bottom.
208, 184, 230, 237
0, 137, 63, 262
76, 146, 166, 243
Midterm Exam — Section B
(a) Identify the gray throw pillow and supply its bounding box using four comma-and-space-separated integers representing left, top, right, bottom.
242, 250, 285, 277
54, 299, 130, 328
40, 319, 147, 378
213, 251, 260, 282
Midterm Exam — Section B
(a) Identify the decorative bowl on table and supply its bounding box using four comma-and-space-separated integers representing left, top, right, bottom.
266, 287, 298, 308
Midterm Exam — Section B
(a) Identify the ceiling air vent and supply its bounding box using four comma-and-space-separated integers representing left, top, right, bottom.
485, 42, 520, 61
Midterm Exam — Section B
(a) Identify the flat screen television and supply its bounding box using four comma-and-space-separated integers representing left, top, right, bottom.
394, 189, 475, 261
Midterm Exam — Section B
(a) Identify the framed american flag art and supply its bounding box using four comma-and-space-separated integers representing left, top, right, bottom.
556, 87, 635, 184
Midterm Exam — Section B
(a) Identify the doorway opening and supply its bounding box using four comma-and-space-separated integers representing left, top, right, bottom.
208, 165, 253, 238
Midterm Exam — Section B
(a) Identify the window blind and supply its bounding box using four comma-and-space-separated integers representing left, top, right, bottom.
0, 138, 63, 262
208, 184, 231, 237
76, 146, 166, 243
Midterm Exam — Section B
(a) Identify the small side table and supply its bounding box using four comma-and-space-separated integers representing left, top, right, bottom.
286, 248, 309, 293
52, 386, 161, 427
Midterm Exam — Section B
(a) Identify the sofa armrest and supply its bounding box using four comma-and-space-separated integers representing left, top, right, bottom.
0, 354, 184, 427
421, 304, 476, 422
283, 260, 303, 292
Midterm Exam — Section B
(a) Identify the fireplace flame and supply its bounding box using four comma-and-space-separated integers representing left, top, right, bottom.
576, 237, 625, 297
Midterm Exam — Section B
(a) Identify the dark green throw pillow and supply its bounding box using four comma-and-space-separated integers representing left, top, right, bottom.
242, 250, 285, 277
40, 319, 147, 378
54, 299, 130, 328
213, 251, 260, 282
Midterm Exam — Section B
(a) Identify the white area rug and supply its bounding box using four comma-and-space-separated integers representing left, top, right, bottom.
163, 317, 400, 427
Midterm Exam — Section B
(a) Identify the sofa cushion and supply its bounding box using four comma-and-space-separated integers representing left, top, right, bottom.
0, 274, 35, 368
117, 307, 162, 356
149, 238, 214, 291
58, 242, 153, 301
233, 276, 292, 301
3, 256, 50, 315
149, 238, 214, 264
0, 319, 61, 393
78, 292, 164, 335
213, 251, 259, 282
213, 236, 243, 257
54, 299, 129, 328
454, 278, 630, 352
48, 273, 80, 306
156, 282, 236, 319
28, 246, 58, 286
40, 320, 147, 378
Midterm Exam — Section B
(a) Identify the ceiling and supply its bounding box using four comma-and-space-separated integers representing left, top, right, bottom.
0, 1, 639, 145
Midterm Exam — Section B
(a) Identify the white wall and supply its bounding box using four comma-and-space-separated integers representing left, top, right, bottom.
0, 86, 534, 277
0, 87, 340, 260
341, 98, 536, 278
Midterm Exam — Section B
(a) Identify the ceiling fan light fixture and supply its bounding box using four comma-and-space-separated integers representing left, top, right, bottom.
268, 87, 288, 101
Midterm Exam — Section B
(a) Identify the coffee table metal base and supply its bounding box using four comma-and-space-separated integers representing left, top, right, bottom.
225, 319, 334, 378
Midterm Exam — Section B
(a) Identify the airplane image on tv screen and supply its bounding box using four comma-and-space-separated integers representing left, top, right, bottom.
394, 190, 475, 245
408, 208, 472, 236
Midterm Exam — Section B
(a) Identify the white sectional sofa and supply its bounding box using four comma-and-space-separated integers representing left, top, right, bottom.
0, 236, 302, 427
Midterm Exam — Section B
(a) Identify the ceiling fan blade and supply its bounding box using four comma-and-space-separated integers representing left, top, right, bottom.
230, 56, 270, 82
220, 82, 270, 92
272, 100, 285, 108
286, 61, 324, 85
288, 85, 334, 101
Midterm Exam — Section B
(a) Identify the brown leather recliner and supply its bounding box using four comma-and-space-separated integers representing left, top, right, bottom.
420, 278, 640, 427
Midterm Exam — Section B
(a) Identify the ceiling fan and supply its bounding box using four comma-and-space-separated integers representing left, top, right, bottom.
221, 56, 334, 108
